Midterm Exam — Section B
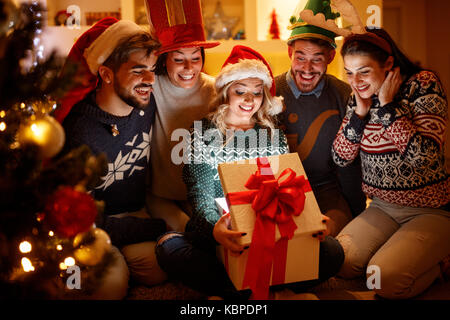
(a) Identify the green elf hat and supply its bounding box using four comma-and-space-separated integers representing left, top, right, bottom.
288, 0, 340, 48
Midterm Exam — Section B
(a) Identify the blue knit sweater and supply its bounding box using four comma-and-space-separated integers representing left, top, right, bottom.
62, 93, 166, 246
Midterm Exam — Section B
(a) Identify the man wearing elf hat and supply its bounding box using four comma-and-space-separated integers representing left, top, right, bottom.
144, 0, 221, 232
275, 0, 366, 236
56, 18, 170, 298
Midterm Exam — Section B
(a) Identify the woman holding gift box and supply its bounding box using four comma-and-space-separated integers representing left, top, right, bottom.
332, 27, 450, 299
156, 45, 345, 299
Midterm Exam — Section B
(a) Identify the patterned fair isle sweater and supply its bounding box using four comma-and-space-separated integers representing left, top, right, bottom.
183, 118, 289, 245
332, 71, 449, 208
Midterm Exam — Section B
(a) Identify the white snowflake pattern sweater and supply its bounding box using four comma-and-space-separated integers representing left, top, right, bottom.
63, 93, 155, 215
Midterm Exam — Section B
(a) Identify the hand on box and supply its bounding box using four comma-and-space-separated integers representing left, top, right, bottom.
312, 215, 330, 241
213, 213, 248, 256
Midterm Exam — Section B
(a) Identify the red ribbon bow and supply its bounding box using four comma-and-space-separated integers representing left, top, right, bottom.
226, 157, 311, 300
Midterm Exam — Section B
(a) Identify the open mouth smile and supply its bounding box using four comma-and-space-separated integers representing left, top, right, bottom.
135, 86, 152, 98
178, 73, 195, 81
239, 105, 254, 112
356, 84, 370, 93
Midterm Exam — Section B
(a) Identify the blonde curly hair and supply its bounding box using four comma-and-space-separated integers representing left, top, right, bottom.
207, 79, 280, 136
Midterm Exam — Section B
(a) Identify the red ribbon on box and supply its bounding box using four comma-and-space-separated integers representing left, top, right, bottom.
226, 157, 312, 300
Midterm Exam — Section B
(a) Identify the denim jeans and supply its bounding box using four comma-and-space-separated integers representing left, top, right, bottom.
155, 232, 344, 299
155, 232, 248, 300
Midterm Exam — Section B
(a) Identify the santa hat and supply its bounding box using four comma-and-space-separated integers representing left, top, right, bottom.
215, 45, 283, 116
145, 0, 220, 55
54, 17, 147, 123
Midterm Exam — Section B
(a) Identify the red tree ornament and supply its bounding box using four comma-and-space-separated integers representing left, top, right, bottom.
269, 9, 280, 40
44, 186, 98, 238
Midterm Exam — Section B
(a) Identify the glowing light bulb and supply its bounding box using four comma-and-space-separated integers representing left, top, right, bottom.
19, 241, 32, 253
64, 257, 75, 267
59, 262, 67, 270
56, 244, 63, 251
21, 257, 35, 272
0, 122, 6, 131
48, 231, 54, 237
0, 110, 5, 118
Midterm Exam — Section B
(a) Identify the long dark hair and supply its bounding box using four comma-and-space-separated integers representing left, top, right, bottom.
341, 27, 422, 80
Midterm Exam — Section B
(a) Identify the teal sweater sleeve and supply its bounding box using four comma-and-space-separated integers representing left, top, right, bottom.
183, 160, 222, 244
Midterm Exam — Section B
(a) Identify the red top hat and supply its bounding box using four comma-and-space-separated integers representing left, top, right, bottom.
145, 0, 220, 55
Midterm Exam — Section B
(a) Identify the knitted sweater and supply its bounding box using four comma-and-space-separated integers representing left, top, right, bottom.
275, 73, 366, 216
183, 118, 289, 245
332, 71, 449, 208
62, 93, 166, 246
150, 73, 216, 201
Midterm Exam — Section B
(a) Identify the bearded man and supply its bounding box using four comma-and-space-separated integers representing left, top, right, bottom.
58, 18, 167, 298
275, 0, 366, 236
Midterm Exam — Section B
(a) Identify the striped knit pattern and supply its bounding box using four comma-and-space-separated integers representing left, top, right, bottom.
332, 71, 449, 208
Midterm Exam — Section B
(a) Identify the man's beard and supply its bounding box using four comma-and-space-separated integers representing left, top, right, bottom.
114, 81, 152, 110
293, 70, 325, 93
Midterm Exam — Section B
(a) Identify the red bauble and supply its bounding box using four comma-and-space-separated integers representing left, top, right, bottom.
44, 186, 98, 238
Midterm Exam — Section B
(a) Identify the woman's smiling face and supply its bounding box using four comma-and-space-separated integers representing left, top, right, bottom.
225, 78, 264, 126
165, 47, 203, 89
344, 54, 392, 99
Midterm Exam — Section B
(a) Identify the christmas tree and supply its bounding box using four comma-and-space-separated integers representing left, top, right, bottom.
269, 9, 280, 40
0, 0, 113, 299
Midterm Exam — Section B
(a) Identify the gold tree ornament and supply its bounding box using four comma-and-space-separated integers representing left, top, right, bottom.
17, 114, 65, 159
73, 228, 111, 266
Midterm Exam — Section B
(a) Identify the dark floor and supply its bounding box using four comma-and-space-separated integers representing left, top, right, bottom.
126, 276, 449, 300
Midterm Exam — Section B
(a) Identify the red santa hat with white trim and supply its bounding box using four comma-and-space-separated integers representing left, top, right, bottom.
215, 45, 283, 116
54, 17, 147, 123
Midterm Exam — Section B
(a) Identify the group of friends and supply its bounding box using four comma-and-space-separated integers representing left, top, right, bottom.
54, 0, 449, 300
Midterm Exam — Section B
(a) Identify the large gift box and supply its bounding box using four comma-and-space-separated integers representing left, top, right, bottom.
216, 153, 325, 299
